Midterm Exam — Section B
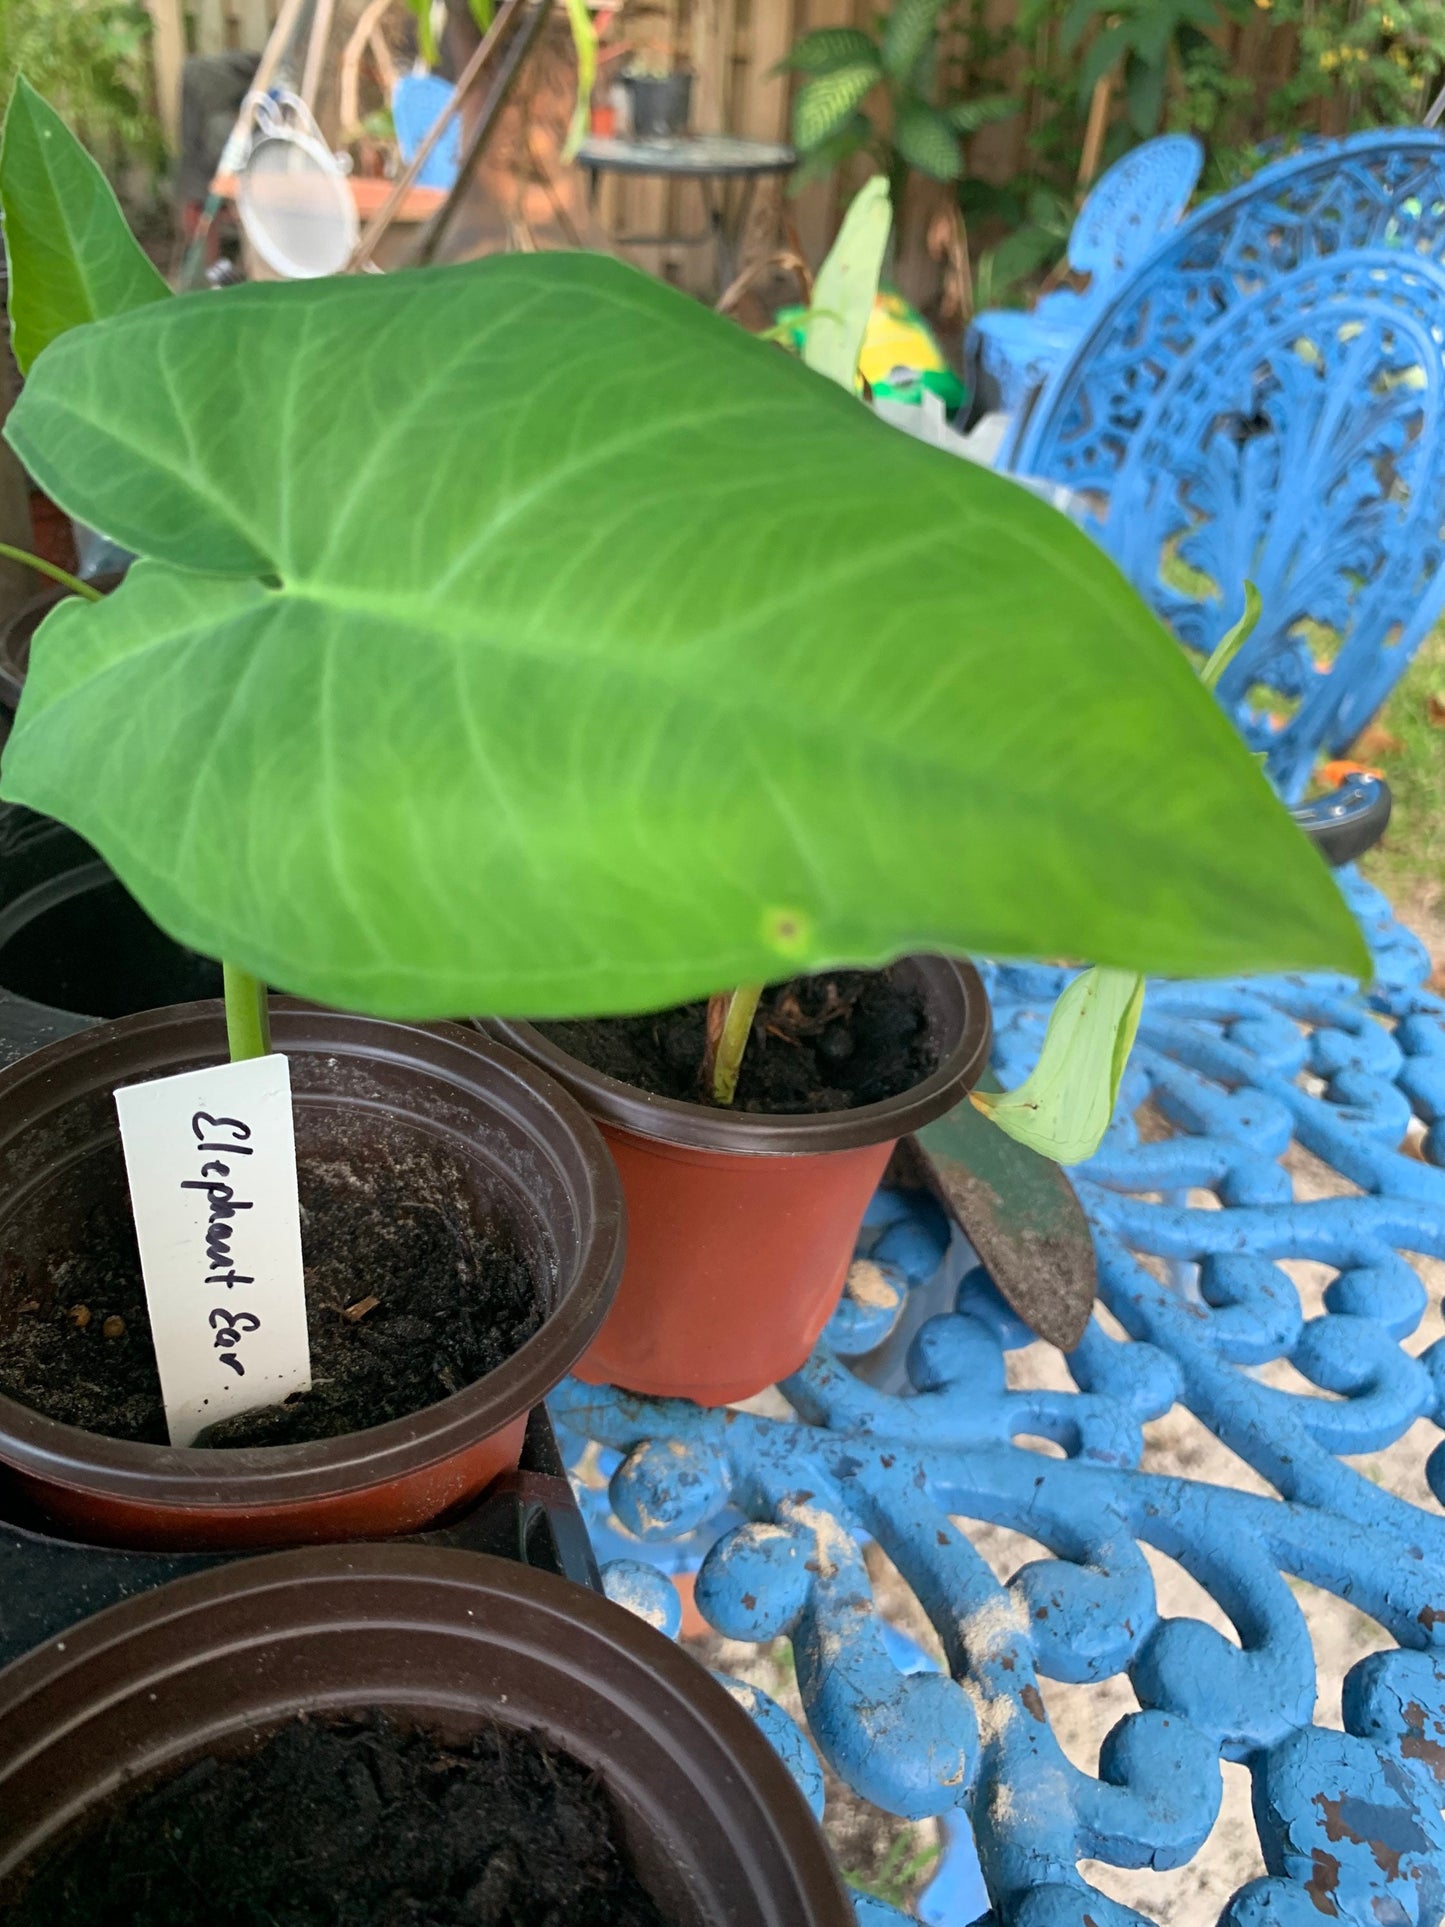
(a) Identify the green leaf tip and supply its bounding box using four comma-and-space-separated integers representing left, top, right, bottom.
1, 77, 169, 376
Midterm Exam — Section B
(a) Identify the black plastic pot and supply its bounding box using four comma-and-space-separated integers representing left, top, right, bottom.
0, 1544, 853, 1925
625, 70, 693, 138
0, 1406, 598, 1669
0, 807, 221, 1046
0, 1000, 624, 1549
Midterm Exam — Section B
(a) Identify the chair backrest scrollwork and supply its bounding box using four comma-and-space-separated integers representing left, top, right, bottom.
1013, 132, 1445, 799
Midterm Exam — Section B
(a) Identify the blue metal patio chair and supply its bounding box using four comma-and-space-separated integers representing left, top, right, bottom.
965, 133, 1203, 416
561, 132, 1445, 1927
1010, 128, 1445, 804
391, 71, 461, 190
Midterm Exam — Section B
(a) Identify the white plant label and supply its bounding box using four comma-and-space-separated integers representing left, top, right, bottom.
114, 1053, 310, 1447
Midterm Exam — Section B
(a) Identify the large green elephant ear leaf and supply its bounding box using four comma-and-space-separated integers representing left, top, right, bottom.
0, 79, 171, 375
1, 253, 1369, 1019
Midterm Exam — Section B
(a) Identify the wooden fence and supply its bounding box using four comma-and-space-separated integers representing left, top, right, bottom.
140, 0, 1294, 293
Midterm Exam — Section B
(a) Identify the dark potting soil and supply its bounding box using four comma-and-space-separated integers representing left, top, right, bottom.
5, 1712, 675, 1927
539, 967, 938, 1114
0, 1157, 542, 1447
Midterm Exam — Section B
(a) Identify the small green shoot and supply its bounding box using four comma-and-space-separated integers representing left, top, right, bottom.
703, 984, 763, 1106
1201, 581, 1263, 693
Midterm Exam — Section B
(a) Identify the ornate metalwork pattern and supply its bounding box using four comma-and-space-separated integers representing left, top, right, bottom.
967, 136, 1202, 414
557, 869, 1445, 1926
1012, 132, 1445, 800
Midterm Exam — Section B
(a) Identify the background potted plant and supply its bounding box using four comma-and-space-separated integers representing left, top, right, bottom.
0, 87, 1365, 1441
619, 1, 692, 139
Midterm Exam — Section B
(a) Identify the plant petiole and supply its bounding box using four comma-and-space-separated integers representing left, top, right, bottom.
0, 540, 104, 602
223, 963, 272, 1062
704, 983, 763, 1106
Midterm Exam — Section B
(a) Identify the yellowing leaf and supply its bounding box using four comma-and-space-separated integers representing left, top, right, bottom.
973, 967, 1145, 1165
804, 177, 891, 393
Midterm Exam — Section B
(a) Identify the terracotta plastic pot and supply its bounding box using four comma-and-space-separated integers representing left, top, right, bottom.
0, 1545, 853, 1925
484, 957, 990, 1404
0, 1003, 624, 1550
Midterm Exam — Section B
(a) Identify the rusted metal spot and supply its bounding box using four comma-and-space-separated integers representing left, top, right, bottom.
1021, 1684, 1046, 1722
1315, 1791, 1430, 1881
1305, 1847, 1341, 1915
1400, 1700, 1445, 1782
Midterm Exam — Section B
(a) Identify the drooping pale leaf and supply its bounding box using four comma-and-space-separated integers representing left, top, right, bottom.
794, 64, 881, 152
3, 253, 1369, 1018
0, 77, 169, 374
1200, 580, 1262, 693
776, 28, 879, 75
972, 968, 1145, 1165
881, 0, 947, 81
892, 100, 963, 182
804, 177, 891, 391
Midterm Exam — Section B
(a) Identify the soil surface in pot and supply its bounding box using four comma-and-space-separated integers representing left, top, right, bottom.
0, 1155, 541, 1446
539, 968, 938, 1114
4, 1710, 673, 1927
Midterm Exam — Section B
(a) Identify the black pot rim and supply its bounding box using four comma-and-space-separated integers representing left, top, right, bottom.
0, 1002, 625, 1509
0, 1544, 853, 1925
481, 954, 991, 1157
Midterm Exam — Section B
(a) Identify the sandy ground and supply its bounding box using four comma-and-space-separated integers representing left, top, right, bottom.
682, 908, 1445, 1922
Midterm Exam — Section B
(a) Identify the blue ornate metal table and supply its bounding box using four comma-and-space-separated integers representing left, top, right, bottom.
557, 130, 1445, 1926
555, 866, 1445, 1925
